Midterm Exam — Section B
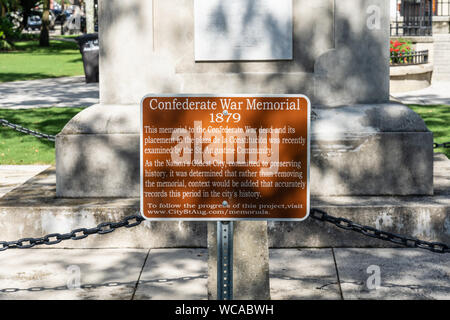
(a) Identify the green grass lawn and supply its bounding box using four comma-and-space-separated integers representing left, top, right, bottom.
0, 107, 84, 164
0, 40, 84, 82
409, 104, 450, 158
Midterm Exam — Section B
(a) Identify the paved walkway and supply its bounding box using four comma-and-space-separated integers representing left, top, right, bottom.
0, 248, 448, 300
0, 76, 446, 110
391, 81, 450, 105
0, 165, 50, 198
0, 76, 99, 109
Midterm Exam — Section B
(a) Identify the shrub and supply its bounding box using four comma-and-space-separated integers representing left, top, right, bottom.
0, 16, 18, 39
0, 16, 18, 50
0, 30, 13, 51
390, 39, 413, 65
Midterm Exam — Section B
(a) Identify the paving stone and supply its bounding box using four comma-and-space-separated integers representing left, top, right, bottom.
134, 249, 208, 300
0, 165, 50, 198
391, 81, 450, 105
0, 76, 98, 109
0, 249, 148, 300
269, 249, 341, 300
334, 248, 450, 300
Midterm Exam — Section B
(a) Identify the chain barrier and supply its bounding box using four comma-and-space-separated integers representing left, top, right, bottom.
310, 208, 450, 254
0, 119, 56, 142
0, 215, 144, 252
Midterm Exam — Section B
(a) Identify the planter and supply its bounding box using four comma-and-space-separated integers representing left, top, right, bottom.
390, 63, 433, 93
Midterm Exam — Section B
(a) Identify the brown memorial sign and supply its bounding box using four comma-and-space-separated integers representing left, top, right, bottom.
140, 95, 310, 221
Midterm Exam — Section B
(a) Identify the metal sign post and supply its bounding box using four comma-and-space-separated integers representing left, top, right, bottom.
217, 221, 233, 300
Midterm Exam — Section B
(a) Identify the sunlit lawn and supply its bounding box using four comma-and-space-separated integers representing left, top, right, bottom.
0, 107, 85, 164
408, 104, 450, 158
0, 40, 84, 82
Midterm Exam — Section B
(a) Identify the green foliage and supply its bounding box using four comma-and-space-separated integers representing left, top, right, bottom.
0, 107, 85, 164
0, 15, 18, 38
390, 39, 414, 65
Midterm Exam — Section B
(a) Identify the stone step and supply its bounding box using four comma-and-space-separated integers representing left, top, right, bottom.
0, 154, 448, 249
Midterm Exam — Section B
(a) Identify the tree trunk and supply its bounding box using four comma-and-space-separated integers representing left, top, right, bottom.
22, 10, 29, 31
39, 0, 50, 46
61, 0, 65, 35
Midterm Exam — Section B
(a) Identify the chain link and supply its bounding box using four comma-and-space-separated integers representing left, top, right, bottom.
310, 208, 450, 254
0, 119, 56, 142
0, 215, 145, 251
434, 142, 450, 149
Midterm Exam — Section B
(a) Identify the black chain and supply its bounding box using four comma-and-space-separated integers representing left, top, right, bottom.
310, 208, 450, 254
0, 119, 56, 142
434, 142, 450, 149
0, 215, 145, 251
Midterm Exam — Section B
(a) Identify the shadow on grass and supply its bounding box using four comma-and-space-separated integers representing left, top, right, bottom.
0, 107, 85, 134
0, 73, 75, 83
0, 107, 85, 164
10, 40, 80, 52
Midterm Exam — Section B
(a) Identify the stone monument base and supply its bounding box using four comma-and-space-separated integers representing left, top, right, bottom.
56, 103, 433, 198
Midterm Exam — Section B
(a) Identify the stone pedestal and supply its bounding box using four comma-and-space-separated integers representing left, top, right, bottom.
56, 103, 432, 197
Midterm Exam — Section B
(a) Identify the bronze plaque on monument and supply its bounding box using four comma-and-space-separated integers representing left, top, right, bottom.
140, 95, 310, 221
